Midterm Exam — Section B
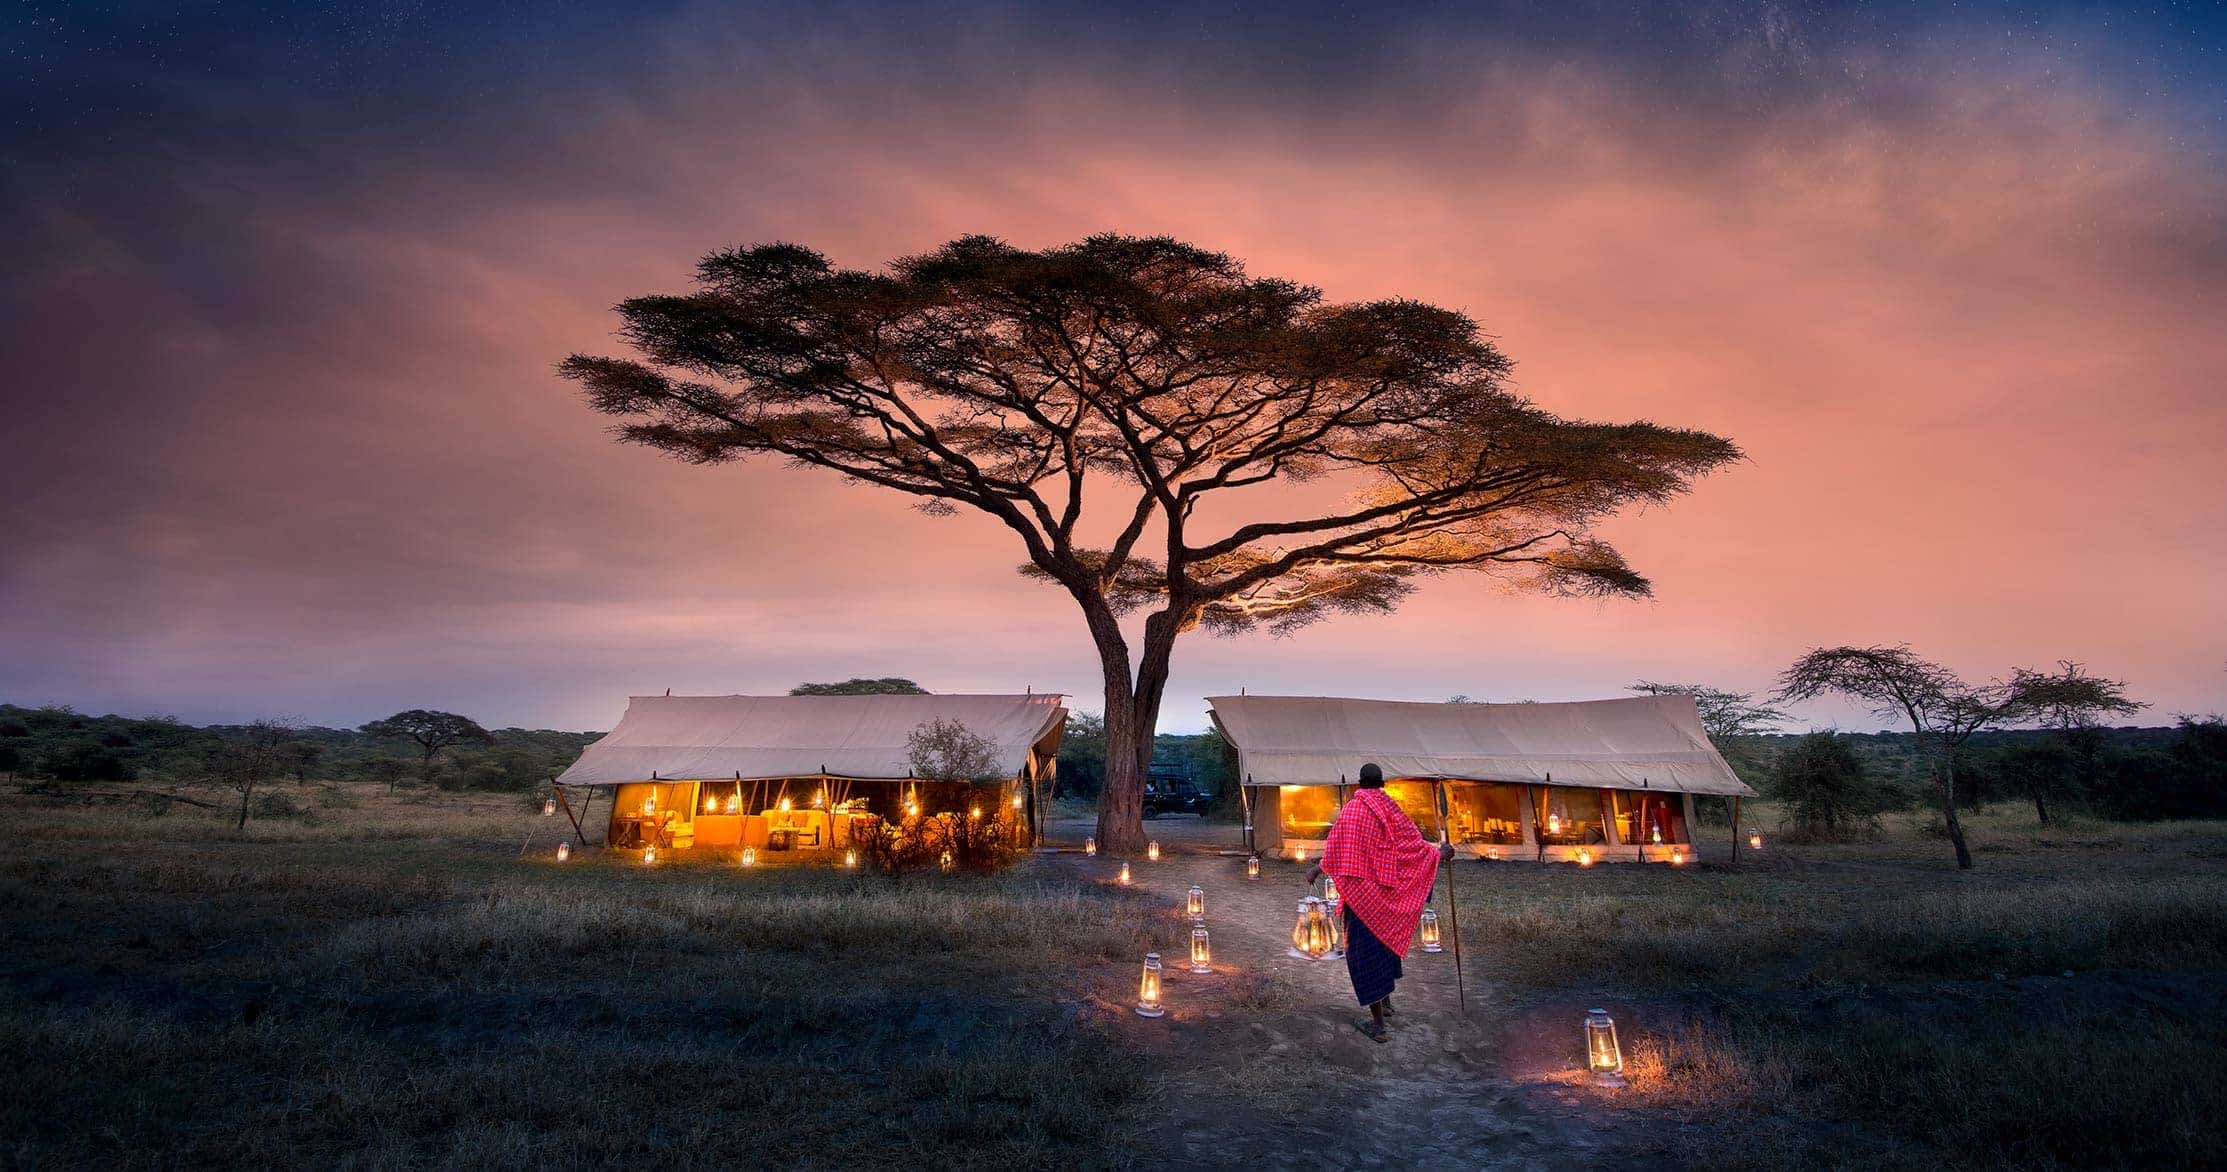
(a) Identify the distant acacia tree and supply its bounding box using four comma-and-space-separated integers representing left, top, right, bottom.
1769, 732, 1886, 840
358, 710, 494, 787
281, 739, 325, 784
566, 235, 1740, 851
1629, 681, 1788, 785
789, 678, 930, 696
2003, 661, 2145, 824
216, 719, 296, 829
1777, 645, 2024, 869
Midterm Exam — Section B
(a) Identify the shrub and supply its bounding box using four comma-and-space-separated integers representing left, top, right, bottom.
1767, 731, 1887, 840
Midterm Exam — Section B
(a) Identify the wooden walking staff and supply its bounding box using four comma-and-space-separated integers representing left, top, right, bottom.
1432, 782, 1468, 1015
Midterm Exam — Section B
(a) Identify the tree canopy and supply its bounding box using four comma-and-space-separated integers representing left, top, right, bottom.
789, 678, 930, 696
566, 234, 1741, 850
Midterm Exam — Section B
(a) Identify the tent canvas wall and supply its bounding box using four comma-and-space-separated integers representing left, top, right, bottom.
1207, 694, 1754, 863
556, 693, 1067, 853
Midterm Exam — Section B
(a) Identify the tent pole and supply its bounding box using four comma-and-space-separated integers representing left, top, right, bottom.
552, 782, 590, 846
1730, 796, 1743, 867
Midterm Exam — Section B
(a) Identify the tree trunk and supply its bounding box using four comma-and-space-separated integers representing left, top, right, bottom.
1089, 608, 1184, 856
2032, 790, 2051, 826
236, 781, 253, 830
1937, 752, 1974, 870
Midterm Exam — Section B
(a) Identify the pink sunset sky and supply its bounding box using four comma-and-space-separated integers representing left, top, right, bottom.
4, 4, 2223, 732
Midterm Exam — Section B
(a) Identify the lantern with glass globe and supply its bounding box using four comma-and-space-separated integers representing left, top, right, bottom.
1419, 908, 1443, 953
1135, 953, 1165, 1017
1245, 855, 1261, 880
1288, 897, 1336, 960
1585, 1008, 1626, 1087
1186, 885, 1206, 920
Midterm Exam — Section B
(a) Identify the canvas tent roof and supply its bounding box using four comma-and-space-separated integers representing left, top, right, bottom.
1207, 694, 1753, 797
555, 693, 1068, 787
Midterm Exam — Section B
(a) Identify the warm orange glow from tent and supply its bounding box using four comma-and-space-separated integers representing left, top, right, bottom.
704, 794, 717, 814
778, 796, 793, 813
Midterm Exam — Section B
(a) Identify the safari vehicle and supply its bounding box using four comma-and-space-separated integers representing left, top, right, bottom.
1143, 765, 1210, 818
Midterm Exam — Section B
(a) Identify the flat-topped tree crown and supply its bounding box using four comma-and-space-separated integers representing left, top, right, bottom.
564, 234, 1740, 851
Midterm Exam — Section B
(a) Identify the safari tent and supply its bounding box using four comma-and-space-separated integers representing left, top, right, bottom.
1207, 694, 1754, 863
554, 693, 1067, 856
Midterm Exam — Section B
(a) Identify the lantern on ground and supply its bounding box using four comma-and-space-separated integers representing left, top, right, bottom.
940, 850, 954, 870
1749, 829, 1763, 850
1246, 855, 1261, 880
1292, 846, 1307, 863
1486, 846, 1501, 861
1136, 953, 1165, 1017
1186, 885, 1206, 920
555, 842, 570, 862
1147, 841, 1161, 862
642, 845, 658, 865
1419, 908, 1443, 953
541, 796, 557, 817
1576, 847, 1595, 867
1085, 836, 1097, 856
843, 849, 858, 868
740, 847, 757, 867
1585, 1008, 1626, 1087
1671, 847, 1687, 866
1118, 862, 1131, 885
1189, 926, 1212, 973
1289, 896, 1335, 960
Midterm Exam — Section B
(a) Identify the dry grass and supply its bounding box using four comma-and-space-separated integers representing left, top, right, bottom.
0, 783, 1161, 1170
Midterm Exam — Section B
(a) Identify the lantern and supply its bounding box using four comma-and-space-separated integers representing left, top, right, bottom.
779, 796, 793, 813
1651, 824, 1663, 846
643, 792, 657, 815
905, 797, 920, 817
1135, 953, 1165, 1017
1289, 896, 1337, 960
1085, 836, 1097, 857
704, 794, 718, 814
1749, 829, 1763, 850
813, 789, 826, 808
843, 849, 858, 868
1246, 855, 1261, 880
1292, 846, 1307, 863
642, 845, 657, 865
1324, 895, 1344, 958
940, 850, 954, 870
1546, 812, 1562, 835
555, 842, 570, 862
1671, 847, 1687, 866
1189, 926, 1212, 973
1576, 847, 1595, 867
1118, 862, 1131, 885
1585, 1008, 1625, 1087
541, 796, 556, 817
1419, 907, 1443, 953
1147, 841, 1161, 862
969, 806, 983, 821
740, 847, 757, 867
1321, 875, 1338, 902
1186, 885, 1206, 920
1486, 846, 1501, 861
1011, 793, 1024, 810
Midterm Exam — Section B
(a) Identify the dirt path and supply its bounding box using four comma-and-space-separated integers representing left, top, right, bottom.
1044, 816, 1631, 1170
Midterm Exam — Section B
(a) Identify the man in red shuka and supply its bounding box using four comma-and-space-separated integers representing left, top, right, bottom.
1308, 762, 1453, 1042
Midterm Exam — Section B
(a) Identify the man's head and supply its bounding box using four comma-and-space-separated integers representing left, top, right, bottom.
1358, 762, 1385, 788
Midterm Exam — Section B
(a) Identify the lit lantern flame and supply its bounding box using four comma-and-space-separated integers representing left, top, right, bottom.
1147, 841, 1161, 862
1189, 926, 1212, 973
1321, 875, 1338, 902
1419, 907, 1443, 953
1671, 847, 1687, 866
1486, 846, 1501, 861
642, 845, 657, 865
1135, 952, 1165, 1017
1011, 793, 1024, 809
1749, 829, 1763, 850
643, 793, 656, 815
1585, 1008, 1626, 1087
704, 795, 718, 814
779, 796, 793, 813
905, 799, 920, 817
1085, 836, 1097, 856
969, 806, 983, 821
1246, 855, 1261, 880
1292, 847, 1307, 864
1289, 896, 1337, 960
1576, 848, 1595, 867
541, 797, 556, 817
1546, 813, 1562, 835
740, 847, 757, 867
1186, 885, 1206, 919
843, 849, 858, 868
1651, 825, 1663, 846
940, 850, 954, 870
555, 842, 570, 862
1118, 862, 1131, 885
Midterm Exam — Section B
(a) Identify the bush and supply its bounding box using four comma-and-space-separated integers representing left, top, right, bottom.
1767, 732, 1887, 840
2095, 718, 2227, 820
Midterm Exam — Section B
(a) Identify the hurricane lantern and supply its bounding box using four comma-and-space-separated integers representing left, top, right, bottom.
1576, 848, 1595, 867
1419, 907, 1444, 953
643, 793, 657, 815
1085, 836, 1097, 857
1147, 841, 1161, 862
1186, 885, 1206, 919
1486, 846, 1502, 861
843, 849, 858, 868
1011, 793, 1024, 810
940, 850, 954, 871
1671, 847, 1688, 866
1189, 926, 1212, 973
1118, 861, 1132, 885
1749, 829, 1763, 850
1246, 854, 1261, 879
1322, 875, 1338, 902
1292, 847, 1308, 863
740, 847, 758, 867
704, 795, 718, 814
642, 845, 658, 865
541, 797, 557, 817
1546, 812, 1562, 835
969, 806, 983, 821
555, 842, 570, 862
1651, 825, 1663, 846
1136, 953, 1166, 1017
1288, 897, 1336, 960
1585, 1008, 1626, 1087
724, 793, 740, 814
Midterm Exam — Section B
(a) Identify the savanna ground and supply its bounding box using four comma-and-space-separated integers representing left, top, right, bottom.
3, 784, 2223, 1170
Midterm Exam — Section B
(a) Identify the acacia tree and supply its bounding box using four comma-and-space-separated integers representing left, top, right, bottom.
2002, 661, 2144, 824
564, 235, 1740, 852
1776, 645, 2024, 869
790, 678, 929, 695
359, 709, 494, 787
